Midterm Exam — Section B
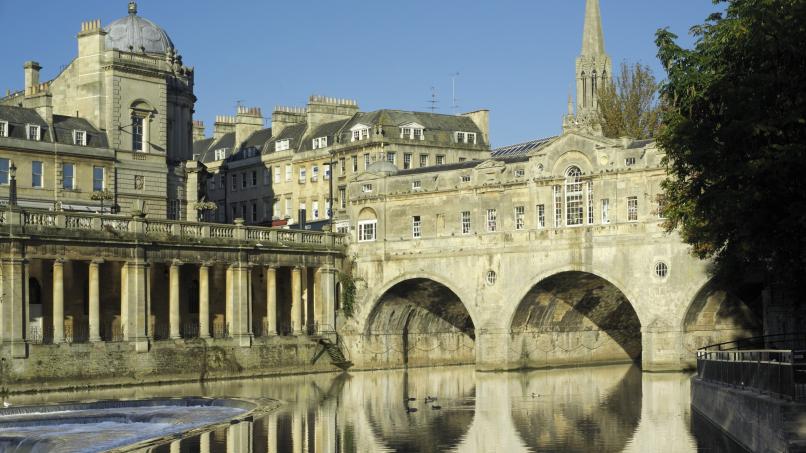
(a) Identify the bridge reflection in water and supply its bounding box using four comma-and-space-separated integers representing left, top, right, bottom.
9, 366, 745, 452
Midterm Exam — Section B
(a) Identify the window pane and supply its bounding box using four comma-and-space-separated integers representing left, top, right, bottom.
0, 158, 9, 185
32, 161, 43, 188
93, 166, 104, 191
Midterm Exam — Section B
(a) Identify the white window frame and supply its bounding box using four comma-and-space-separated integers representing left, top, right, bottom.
214, 149, 226, 161
339, 187, 346, 209
403, 153, 412, 169
93, 166, 105, 191
358, 220, 377, 242
312, 136, 328, 149
553, 185, 563, 228
386, 152, 396, 165
461, 211, 471, 235
412, 180, 422, 190
132, 116, 144, 152
351, 125, 370, 142
625, 157, 636, 166
274, 167, 280, 184
455, 131, 477, 144
399, 123, 424, 140
285, 198, 292, 218
0, 120, 8, 138
312, 201, 319, 220
299, 167, 307, 184
62, 163, 75, 190
275, 139, 290, 152
436, 155, 446, 165
412, 216, 422, 239
601, 199, 611, 224
515, 206, 525, 230
486, 209, 497, 232
657, 194, 667, 219
565, 166, 584, 226
32, 160, 43, 188
285, 164, 292, 182
0, 158, 8, 185
27, 124, 41, 141
364, 154, 370, 170
515, 168, 525, 177
587, 180, 594, 225
628, 196, 639, 222
461, 175, 471, 183
311, 165, 319, 182
324, 164, 331, 180
537, 204, 546, 229
419, 154, 429, 167
362, 183, 373, 193
73, 130, 87, 146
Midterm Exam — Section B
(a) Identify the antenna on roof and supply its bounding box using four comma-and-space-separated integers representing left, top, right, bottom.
428, 86, 439, 113
450, 72, 460, 115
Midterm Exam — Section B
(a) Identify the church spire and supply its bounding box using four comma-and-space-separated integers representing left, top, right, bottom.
581, 0, 606, 56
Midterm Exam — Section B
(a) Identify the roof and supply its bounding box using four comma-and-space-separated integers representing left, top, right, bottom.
243, 128, 273, 149
345, 110, 482, 134
193, 137, 214, 160
395, 156, 528, 177
0, 105, 51, 141
264, 123, 307, 154
301, 119, 351, 151
52, 115, 108, 148
627, 139, 654, 149
104, 3, 175, 55
198, 133, 234, 163
492, 137, 556, 157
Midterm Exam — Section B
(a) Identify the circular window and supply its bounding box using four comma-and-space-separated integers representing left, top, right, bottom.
536, 163, 544, 173
486, 270, 497, 286
655, 262, 669, 279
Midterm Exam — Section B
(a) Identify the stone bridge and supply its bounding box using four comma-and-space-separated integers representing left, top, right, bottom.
341, 132, 762, 372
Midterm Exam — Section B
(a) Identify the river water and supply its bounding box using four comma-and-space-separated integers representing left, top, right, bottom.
6, 364, 745, 452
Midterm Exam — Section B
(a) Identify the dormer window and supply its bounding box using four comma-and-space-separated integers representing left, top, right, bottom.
515, 168, 525, 177
625, 157, 637, 166
243, 147, 259, 158
400, 123, 425, 140
312, 136, 328, 149
275, 139, 290, 152
412, 180, 422, 190
73, 130, 87, 146
362, 183, 373, 193
0, 121, 8, 138
214, 149, 227, 161
26, 124, 41, 141
461, 175, 471, 183
455, 131, 477, 144
351, 124, 370, 142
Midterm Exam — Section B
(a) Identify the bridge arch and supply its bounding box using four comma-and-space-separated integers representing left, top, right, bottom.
360, 273, 476, 368
507, 268, 643, 369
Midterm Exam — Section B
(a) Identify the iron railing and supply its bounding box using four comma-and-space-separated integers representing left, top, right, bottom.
697, 334, 806, 401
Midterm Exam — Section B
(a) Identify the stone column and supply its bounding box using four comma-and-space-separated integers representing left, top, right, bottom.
227, 259, 253, 347
292, 411, 303, 453
52, 259, 65, 344
1, 240, 29, 358
169, 440, 180, 453
227, 420, 253, 453
200, 431, 211, 453
291, 267, 303, 335
318, 266, 337, 334
199, 263, 210, 339
88, 260, 102, 343
169, 260, 182, 340
121, 249, 150, 352
267, 412, 278, 453
266, 267, 277, 336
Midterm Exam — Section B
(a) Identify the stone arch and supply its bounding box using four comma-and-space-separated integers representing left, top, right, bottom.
130, 99, 156, 114
508, 269, 643, 369
361, 273, 476, 367
550, 150, 594, 177
681, 278, 763, 354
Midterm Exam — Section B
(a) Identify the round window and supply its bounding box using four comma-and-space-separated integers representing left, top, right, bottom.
486, 270, 497, 286
655, 262, 669, 279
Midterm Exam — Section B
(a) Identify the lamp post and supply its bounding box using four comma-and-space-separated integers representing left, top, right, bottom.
91, 189, 113, 214
8, 161, 17, 207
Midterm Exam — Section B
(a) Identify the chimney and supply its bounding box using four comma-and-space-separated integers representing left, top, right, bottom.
214, 115, 236, 141
271, 106, 307, 137
306, 95, 359, 130
235, 106, 265, 150
24, 61, 41, 94
462, 110, 490, 145
192, 120, 206, 142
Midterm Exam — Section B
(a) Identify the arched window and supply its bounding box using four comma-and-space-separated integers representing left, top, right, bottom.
591, 70, 598, 105
581, 71, 587, 108
565, 166, 584, 226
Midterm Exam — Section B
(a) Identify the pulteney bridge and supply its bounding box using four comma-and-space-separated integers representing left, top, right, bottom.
342, 131, 762, 372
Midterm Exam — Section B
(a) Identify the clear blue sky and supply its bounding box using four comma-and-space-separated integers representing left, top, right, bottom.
0, 1, 718, 147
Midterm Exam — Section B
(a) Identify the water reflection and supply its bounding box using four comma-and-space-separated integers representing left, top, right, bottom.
6, 365, 745, 452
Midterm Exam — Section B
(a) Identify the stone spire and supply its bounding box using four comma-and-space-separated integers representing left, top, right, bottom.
581, 0, 605, 56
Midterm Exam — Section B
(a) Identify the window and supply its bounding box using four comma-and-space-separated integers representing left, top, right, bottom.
241, 172, 247, 189
299, 167, 307, 183
403, 153, 412, 170
252, 202, 258, 222
436, 155, 446, 165
625, 157, 636, 166
0, 121, 7, 137
587, 181, 594, 225
275, 139, 290, 152
412, 216, 422, 238
601, 199, 610, 224
565, 166, 584, 226
93, 166, 105, 191
339, 187, 346, 209
412, 180, 421, 190
219, 174, 225, 189
400, 124, 424, 140
486, 270, 497, 286
515, 206, 525, 230
132, 116, 144, 151
537, 204, 545, 229
285, 164, 292, 182
455, 131, 477, 144
285, 198, 292, 218
62, 163, 75, 190
364, 154, 370, 170
655, 262, 669, 279
73, 130, 86, 146
656, 194, 667, 219
312, 201, 319, 220
252, 170, 258, 187
325, 200, 331, 219
461, 211, 471, 234
273, 199, 280, 218
231, 204, 237, 220
312, 165, 319, 182
0, 158, 9, 185
263, 168, 270, 185
338, 158, 346, 176
324, 164, 331, 180
386, 152, 396, 165
274, 167, 280, 184
214, 149, 226, 161
515, 168, 525, 177
456, 132, 465, 143
32, 161, 43, 188
351, 156, 357, 173
461, 175, 471, 183
486, 209, 497, 232
312, 136, 328, 149
241, 203, 248, 220
419, 154, 429, 167
351, 127, 369, 141
553, 185, 563, 228
231, 174, 238, 191
362, 183, 373, 193
459, 157, 467, 163
27, 124, 41, 141
169, 199, 181, 220
628, 196, 639, 221
358, 220, 377, 242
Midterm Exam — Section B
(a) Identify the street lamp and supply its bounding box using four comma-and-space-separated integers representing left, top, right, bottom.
8, 161, 17, 207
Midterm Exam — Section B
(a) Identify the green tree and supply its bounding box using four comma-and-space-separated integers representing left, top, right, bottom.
655, 0, 806, 291
597, 61, 663, 140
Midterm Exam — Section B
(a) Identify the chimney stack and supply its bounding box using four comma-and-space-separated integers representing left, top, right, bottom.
214, 115, 236, 141
235, 106, 265, 150
24, 61, 41, 94
192, 120, 206, 142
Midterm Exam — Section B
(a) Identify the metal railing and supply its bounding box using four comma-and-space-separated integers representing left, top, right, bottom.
697, 334, 806, 401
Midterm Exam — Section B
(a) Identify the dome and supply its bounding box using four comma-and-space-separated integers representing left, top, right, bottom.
104, 2, 175, 55
367, 160, 399, 176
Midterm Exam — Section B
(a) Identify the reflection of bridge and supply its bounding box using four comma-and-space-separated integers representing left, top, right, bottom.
343, 132, 763, 372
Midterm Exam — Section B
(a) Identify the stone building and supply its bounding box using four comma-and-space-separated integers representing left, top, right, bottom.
193, 96, 491, 229
0, 1, 196, 219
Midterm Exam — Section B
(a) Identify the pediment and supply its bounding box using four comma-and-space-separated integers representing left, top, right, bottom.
475, 159, 506, 171
399, 122, 424, 129
350, 123, 370, 131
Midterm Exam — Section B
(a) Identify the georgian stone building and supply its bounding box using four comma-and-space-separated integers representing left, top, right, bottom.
192, 97, 491, 229
0, 1, 196, 219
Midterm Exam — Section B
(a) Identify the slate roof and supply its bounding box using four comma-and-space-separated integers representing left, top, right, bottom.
193, 137, 214, 160
395, 155, 529, 177
627, 139, 654, 149
0, 105, 111, 147
300, 119, 351, 151
264, 123, 307, 154
243, 128, 272, 149
345, 110, 482, 134
492, 137, 556, 157
0, 105, 52, 142
197, 132, 235, 163
52, 115, 108, 147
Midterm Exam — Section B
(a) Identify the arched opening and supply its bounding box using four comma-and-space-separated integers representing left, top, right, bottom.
364, 278, 475, 367
357, 208, 378, 242
510, 271, 642, 369
682, 280, 763, 357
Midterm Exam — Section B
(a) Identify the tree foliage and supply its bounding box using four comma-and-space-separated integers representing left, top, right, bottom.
655, 0, 806, 290
597, 61, 663, 139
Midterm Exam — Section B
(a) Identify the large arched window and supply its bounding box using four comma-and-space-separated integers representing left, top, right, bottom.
565, 166, 584, 226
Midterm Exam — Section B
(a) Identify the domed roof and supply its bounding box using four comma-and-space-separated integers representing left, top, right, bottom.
104, 2, 174, 55
367, 160, 399, 176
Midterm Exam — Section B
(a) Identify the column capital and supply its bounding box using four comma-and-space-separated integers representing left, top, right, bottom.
266, 265, 278, 271
170, 259, 183, 268
200, 260, 215, 269
53, 258, 66, 265
90, 258, 105, 265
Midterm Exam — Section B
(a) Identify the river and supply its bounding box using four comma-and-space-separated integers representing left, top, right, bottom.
6, 364, 744, 452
